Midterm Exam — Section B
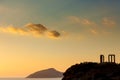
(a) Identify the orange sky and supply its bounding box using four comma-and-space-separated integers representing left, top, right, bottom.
0, 0, 120, 77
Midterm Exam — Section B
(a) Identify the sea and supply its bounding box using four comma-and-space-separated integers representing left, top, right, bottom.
0, 78, 62, 80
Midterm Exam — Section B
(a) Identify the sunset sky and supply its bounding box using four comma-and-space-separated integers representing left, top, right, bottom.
0, 0, 120, 77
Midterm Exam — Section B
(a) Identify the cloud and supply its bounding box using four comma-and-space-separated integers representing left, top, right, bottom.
0, 26, 29, 35
46, 30, 61, 39
25, 23, 48, 37
68, 16, 81, 24
102, 17, 116, 27
68, 16, 96, 26
68, 16, 101, 36
67, 16, 117, 37
26, 23, 47, 33
81, 19, 95, 26
90, 29, 99, 35
0, 23, 61, 39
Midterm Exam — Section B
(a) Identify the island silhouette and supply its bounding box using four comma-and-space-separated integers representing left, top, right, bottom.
26, 68, 63, 78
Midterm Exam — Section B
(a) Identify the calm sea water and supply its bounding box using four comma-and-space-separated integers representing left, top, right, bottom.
0, 78, 62, 80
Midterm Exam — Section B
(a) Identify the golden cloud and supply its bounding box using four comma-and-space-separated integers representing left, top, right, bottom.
46, 30, 61, 39
0, 23, 61, 39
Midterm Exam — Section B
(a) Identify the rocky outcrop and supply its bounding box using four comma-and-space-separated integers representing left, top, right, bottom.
27, 68, 63, 78
62, 62, 120, 80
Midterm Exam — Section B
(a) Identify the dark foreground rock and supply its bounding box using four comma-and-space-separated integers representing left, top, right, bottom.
62, 62, 120, 80
27, 68, 63, 78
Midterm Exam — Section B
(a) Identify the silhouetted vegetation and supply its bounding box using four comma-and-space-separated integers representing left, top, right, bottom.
62, 62, 120, 80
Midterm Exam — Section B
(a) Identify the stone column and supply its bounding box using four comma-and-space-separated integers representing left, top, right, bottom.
108, 54, 115, 63
100, 55, 104, 63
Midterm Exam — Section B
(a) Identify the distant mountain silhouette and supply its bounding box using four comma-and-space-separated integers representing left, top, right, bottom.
62, 62, 120, 80
27, 68, 63, 78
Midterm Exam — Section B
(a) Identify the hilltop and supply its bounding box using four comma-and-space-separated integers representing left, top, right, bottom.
26, 68, 63, 78
62, 62, 120, 80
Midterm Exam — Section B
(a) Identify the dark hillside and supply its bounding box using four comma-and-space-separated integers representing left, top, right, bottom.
62, 62, 120, 80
